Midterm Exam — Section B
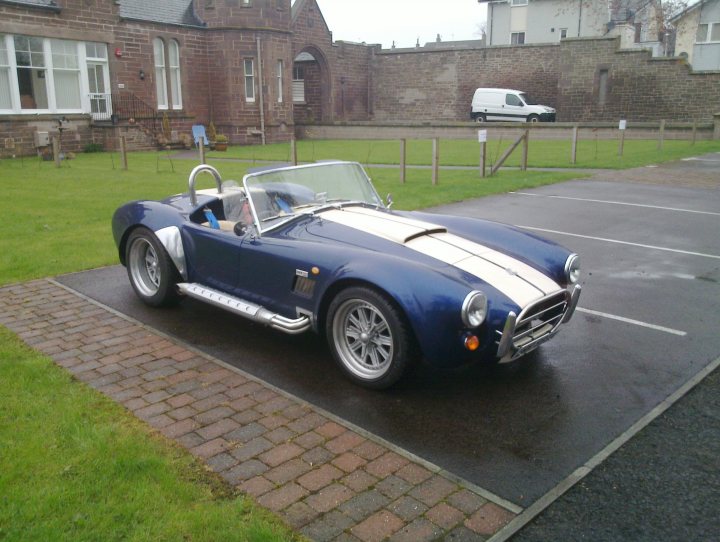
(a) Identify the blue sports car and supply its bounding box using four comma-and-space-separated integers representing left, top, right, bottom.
112, 161, 581, 389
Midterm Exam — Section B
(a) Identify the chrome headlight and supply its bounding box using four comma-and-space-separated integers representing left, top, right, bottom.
565, 254, 581, 284
462, 291, 488, 328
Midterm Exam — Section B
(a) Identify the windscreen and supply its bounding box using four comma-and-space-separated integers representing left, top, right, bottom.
243, 162, 383, 232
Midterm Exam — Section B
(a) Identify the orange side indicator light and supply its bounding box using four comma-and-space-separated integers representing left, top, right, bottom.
464, 335, 480, 351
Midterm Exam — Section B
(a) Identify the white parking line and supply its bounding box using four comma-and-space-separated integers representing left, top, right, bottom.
510, 192, 720, 217
576, 307, 687, 337
682, 157, 720, 162
516, 226, 720, 261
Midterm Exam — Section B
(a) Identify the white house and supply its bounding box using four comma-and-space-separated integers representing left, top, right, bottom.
672, 0, 720, 70
478, 0, 662, 53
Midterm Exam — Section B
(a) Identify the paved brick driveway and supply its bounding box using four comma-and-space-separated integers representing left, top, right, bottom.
0, 279, 518, 541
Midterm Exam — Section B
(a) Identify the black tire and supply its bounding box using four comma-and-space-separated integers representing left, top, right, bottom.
125, 227, 181, 307
475, 113, 486, 123
326, 287, 415, 389
527, 114, 540, 123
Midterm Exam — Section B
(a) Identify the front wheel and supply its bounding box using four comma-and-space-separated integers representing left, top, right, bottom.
326, 287, 415, 389
527, 114, 540, 123
126, 227, 181, 307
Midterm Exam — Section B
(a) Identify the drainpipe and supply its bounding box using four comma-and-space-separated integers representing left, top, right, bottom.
488, 2, 493, 45
256, 36, 266, 145
577, 0, 583, 37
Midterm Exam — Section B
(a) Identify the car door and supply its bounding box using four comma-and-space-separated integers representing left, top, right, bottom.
182, 224, 244, 294
504, 92, 528, 122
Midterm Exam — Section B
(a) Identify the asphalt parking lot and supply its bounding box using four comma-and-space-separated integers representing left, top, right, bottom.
57, 154, 720, 539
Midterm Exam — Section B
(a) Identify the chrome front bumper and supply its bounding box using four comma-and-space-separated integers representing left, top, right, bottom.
496, 284, 581, 363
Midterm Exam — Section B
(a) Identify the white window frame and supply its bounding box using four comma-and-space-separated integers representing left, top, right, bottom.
276, 59, 283, 103
559, 28, 568, 40
696, 22, 720, 43
154, 38, 168, 110
511, 32, 526, 45
0, 33, 104, 116
168, 39, 182, 110
244, 58, 255, 103
511, 0, 528, 6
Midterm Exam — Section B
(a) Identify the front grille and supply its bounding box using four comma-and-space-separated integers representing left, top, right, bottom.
496, 291, 568, 359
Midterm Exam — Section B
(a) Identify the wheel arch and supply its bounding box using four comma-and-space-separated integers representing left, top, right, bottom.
316, 278, 418, 350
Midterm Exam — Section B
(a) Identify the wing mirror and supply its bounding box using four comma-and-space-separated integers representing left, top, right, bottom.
386, 193, 394, 209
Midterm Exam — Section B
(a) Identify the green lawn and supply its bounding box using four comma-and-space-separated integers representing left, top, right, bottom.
207, 138, 720, 169
0, 327, 300, 542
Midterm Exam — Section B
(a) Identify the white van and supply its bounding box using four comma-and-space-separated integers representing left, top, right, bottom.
471, 88, 556, 123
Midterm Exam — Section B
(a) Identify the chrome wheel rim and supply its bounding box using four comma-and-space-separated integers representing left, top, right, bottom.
129, 237, 160, 297
333, 299, 394, 380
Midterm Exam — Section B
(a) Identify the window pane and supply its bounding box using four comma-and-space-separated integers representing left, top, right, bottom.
17, 67, 48, 109
170, 69, 181, 108
169, 40, 179, 66
52, 39, 78, 69
0, 69, 12, 109
696, 24, 708, 42
86, 42, 107, 60
0, 35, 8, 66
156, 66, 168, 108
153, 38, 165, 68
711, 23, 720, 42
54, 70, 80, 108
277, 59, 283, 102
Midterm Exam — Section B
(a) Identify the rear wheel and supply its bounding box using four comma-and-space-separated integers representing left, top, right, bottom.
126, 228, 181, 307
326, 287, 414, 389
474, 113, 486, 123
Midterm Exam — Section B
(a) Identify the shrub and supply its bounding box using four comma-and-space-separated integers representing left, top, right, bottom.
83, 143, 104, 153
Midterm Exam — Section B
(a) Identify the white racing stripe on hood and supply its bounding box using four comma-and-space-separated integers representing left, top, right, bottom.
320, 207, 560, 307
320, 208, 446, 244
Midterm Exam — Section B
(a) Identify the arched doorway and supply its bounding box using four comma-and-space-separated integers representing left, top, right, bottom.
292, 46, 332, 124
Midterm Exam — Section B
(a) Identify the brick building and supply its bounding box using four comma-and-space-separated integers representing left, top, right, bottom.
1, 0, 719, 157
0, 0, 376, 156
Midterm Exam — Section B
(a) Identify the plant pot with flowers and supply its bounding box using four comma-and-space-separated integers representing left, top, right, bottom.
214, 134, 228, 151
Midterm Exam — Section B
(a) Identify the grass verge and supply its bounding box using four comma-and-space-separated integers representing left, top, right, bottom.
0, 327, 300, 542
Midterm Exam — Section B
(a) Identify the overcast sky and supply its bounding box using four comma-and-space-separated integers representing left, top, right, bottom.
312, 0, 489, 49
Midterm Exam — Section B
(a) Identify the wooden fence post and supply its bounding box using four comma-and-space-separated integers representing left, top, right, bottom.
657, 119, 665, 150
432, 138, 439, 186
199, 138, 206, 164
521, 130, 529, 171
290, 136, 298, 166
120, 136, 128, 170
480, 140, 486, 178
400, 139, 406, 184
691, 120, 697, 146
52, 137, 61, 168
571, 124, 579, 165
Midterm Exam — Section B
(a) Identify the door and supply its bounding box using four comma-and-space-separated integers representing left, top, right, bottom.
87, 62, 110, 120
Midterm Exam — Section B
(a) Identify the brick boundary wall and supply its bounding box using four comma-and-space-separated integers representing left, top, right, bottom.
0, 279, 521, 541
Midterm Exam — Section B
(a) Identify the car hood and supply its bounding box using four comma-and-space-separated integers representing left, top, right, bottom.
305, 206, 560, 308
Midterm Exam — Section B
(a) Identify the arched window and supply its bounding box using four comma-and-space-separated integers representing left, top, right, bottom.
168, 39, 182, 109
153, 38, 168, 109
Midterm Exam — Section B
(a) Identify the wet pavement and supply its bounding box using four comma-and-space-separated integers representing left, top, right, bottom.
57, 154, 720, 516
